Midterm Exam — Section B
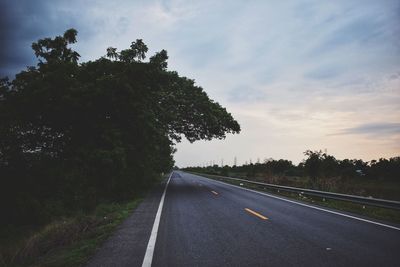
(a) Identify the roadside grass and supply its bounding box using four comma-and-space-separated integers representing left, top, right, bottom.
211, 170, 400, 201
0, 172, 171, 267
0, 199, 142, 267
191, 172, 400, 225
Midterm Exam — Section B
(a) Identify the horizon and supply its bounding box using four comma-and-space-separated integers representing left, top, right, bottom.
2, 0, 399, 167
176, 146, 399, 168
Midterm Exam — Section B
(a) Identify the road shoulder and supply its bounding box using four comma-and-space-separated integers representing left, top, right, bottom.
85, 180, 166, 267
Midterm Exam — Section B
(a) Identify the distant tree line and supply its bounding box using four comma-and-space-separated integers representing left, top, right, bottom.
0, 29, 240, 227
185, 150, 400, 187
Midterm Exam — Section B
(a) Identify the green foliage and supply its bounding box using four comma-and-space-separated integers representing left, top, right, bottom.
149, 49, 168, 70
31, 28, 80, 65
0, 199, 142, 267
0, 29, 240, 227
302, 150, 400, 184
184, 152, 400, 197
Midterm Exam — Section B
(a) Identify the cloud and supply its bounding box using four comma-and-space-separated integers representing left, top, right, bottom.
228, 87, 266, 103
1, 0, 400, 165
335, 122, 400, 137
305, 64, 343, 80
0, 0, 96, 77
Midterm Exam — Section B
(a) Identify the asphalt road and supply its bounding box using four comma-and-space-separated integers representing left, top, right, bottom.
86, 171, 400, 267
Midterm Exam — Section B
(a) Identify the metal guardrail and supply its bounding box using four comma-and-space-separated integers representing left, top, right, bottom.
189, 172, 400, 210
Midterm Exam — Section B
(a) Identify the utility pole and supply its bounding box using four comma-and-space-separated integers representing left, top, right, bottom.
234, 156, 237, 166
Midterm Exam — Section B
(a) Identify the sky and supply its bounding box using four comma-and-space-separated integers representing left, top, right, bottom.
1, 0, 400, 167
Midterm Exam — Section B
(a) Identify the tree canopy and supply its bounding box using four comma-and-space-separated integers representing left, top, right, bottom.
0, 29, 240, 226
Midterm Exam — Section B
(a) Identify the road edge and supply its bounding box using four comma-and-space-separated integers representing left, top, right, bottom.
186, 171, 400, 231
141, 172, 173, 267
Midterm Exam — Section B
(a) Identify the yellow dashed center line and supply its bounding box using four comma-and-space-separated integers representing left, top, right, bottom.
245, 208, 268, 220
211, 190, 218, 195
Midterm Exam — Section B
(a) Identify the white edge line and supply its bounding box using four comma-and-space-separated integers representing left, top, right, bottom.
141, 172, 172, 267
189, 172, 400, 231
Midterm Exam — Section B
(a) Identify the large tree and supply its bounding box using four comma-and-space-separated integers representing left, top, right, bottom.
0, 29, 240, 225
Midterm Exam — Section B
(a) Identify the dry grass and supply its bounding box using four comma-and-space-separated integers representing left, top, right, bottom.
0, 200, 141, 267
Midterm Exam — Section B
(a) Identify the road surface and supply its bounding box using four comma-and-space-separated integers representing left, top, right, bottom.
86, 171, 400, 267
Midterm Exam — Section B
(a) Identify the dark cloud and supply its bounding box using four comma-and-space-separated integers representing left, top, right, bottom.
0, 0, 90, 78
336, 122, 400, 137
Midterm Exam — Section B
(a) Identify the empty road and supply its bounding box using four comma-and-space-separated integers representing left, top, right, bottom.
86, 171, 400, 267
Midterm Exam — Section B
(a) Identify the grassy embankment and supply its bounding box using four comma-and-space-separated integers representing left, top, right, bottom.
189, 172, 400, 224
0, 199, 142, 267
0, 173, 168, 267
